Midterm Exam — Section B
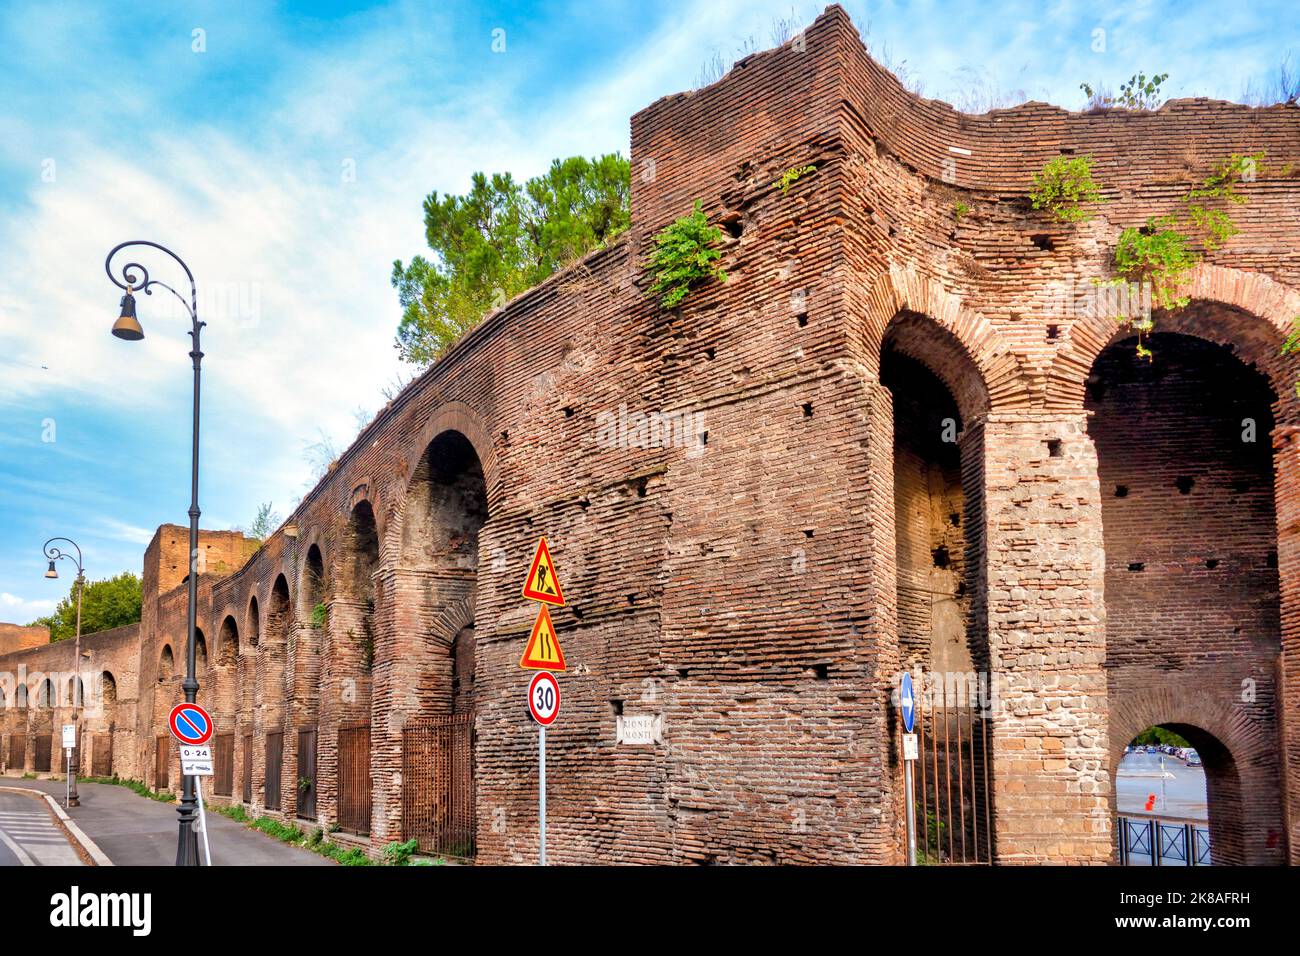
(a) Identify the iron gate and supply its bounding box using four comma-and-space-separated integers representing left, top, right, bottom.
214, 733, 234, 797
337, 724, 371, 834
403, 713, 475, 858
7, 733, 24, 771
911, 681, 993, 864
242, 732, 252, 803
265, 731, 284, 810
92, 734, 113, 777
34, 734, 52, 773
1118, 814, 1212, 866
155, 735, 170, 790
296, 728, 317, 819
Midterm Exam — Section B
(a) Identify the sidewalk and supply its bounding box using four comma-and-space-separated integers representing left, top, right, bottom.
0, 775, 334, 866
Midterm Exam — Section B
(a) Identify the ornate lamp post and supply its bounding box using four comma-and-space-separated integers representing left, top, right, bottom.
105, 240, 205, 866
42, 537, 84, 807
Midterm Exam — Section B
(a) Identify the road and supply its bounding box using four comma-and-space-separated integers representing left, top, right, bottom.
1116, 751, 1208, 820
0, 790, 84, 866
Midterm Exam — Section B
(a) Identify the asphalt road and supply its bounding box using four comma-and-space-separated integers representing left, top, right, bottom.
1116, 751, 1208, 820
0, 790, 83, 866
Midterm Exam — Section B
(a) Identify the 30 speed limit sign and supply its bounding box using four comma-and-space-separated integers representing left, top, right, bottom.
528, 671, 560, 726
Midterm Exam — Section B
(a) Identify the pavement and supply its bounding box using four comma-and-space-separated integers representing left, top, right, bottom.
1116, 751, 1208, 819
0, 789, 84, 866
0, 774, 335, 866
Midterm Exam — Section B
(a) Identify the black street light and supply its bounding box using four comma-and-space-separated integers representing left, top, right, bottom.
42, 537, 85, 808
105, 240, 205, 866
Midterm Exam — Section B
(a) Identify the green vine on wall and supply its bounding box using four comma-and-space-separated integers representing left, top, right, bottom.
776, 164, 817, 194
1030, 155, 1104, 223
647, 200, 728, 309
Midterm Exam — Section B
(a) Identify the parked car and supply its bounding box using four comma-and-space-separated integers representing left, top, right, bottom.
1186, 750, 1202, 767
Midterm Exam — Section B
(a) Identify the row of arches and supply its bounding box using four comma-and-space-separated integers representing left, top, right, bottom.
878, 277, 1291, 864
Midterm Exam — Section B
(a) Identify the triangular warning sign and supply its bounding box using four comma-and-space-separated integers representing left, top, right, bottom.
521, 536, 565, 606
520, 605, 566, 671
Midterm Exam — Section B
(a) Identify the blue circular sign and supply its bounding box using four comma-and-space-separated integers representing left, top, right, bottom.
899, 672, 916, 734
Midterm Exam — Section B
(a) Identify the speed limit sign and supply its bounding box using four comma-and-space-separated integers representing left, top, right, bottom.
528, 671, 560, 726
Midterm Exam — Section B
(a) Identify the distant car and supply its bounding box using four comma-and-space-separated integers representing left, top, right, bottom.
1145, 746, 1158, 754
1186, 751, 1202, 767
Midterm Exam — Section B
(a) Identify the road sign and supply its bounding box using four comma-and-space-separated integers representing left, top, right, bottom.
62, 724, 76, 749
528, 671, 561, 726
168, 702, 214, 746
519, 605, 567, 671
899, 672, 916, 734
521, 537, 565, 606
902, 733, 919, 761
179, 744, 214, 777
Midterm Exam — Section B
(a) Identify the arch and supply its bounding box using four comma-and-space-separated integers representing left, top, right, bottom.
101, 672, 117, 704
36, 679, 53, 709
303, 543, 325, 614
158, 644, 175, 682
217, 616, 239, 666
195, 628, 208, 677
16, 683, 28, 710
67, 675, 84, 708
860, 266, 1026, 410
1048, 263, 1300, 417
246, 595, 260, 648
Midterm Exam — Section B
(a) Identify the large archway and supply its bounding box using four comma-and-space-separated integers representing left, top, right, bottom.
881, 310, 993, 864
255, 575, 291, 812
1087, 328, 1286, 864
377, 428, 489, 857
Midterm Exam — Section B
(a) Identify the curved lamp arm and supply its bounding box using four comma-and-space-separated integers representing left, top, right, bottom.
105, 240, 203, 338
42, 536, 84, 577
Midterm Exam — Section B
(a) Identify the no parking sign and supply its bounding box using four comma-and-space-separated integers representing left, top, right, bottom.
168, 702, 213, 746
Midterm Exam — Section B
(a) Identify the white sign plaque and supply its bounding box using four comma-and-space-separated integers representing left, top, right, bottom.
902, 733, 919, 761
616, 714, 663, 746
180, 744, 214, 777
62, 724, 76, 749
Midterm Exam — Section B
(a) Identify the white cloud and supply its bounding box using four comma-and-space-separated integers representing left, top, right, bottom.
0, 592, 55, 621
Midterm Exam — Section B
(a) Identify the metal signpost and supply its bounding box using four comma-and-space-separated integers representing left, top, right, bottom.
520, 537, 567, 866
900, 671, 918, 866
62, 724, 76, 809
168, 703, 215, 866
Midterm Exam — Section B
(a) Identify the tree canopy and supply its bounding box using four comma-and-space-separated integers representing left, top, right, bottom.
30, 571, 143, 642
392, 153, 631, 366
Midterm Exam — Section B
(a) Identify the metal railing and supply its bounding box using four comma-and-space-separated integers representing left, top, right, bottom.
337, 724, 371, 835
403, 714, 475, 859
1117, 813, 1211, 866
915, 693, 993, 864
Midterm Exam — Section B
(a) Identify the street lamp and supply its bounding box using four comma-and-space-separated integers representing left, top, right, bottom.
105, 240, 205, 866
41, 537, 84, 808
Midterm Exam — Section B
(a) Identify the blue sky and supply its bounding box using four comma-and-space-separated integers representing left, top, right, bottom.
1, 0, 1297, 622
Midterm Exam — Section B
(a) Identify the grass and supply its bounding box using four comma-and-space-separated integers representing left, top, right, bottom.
209, 804, 443, 866
77, 774, 176, 802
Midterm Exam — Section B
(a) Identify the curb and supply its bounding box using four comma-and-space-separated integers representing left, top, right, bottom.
0, 785, 114, 866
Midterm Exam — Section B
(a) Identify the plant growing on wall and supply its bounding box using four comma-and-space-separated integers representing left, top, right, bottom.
953, 201, 971, 222
647, 200, 728, 309
1282, 318, 1300, 397
310, 601, 328, 629
1080, 72, 1168, 111
776, 164, 816, 194
1030, 155, 1104, 223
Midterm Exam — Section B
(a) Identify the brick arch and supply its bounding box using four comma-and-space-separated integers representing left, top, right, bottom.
427, 596, 476, 651
1109, 685, 1282, 864
1048, 264, 1300, 421
863, 266, 1028, 411
398, 402, 501, 522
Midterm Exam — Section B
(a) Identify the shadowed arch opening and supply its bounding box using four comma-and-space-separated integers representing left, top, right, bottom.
101, 671, 117, 704
158, 645, 175, 682
1088, 330, 1285, 865
881, 310, 993, 864
218, 616, 239, 666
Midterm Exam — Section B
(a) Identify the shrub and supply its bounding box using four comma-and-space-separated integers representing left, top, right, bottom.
776, 164, 816, 194
646, 201, 727, 309
1030, 155, 1104, 223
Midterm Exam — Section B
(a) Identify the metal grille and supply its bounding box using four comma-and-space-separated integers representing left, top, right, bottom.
402, 714, 475, 858
296, 728, 317, 819
155, 735, 170, 790
337, 724, 371, 834
1117, 814, 1212, 866
92, 734, 113, 777
7, 733, 25, 770
913, 686, 993, 865
214, 734, 234, 797
242, 732, 252, 803
34, 734, 53, 773
265, 731, 283, 810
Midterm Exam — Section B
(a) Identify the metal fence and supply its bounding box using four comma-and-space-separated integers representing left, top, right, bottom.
337, 724, 371, 835
265, 731, 284, 810
1117, 814, 1212, 866
403, 714, 475, 859
296, 728, 317, 819
913, 692, 993, 865
34, 734, 53, 773
214, 733, 234, 797
242, 732, 253, 803
7, 733, 25, 771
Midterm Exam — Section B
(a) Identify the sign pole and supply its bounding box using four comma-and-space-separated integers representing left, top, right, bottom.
539, 725, 547, 866
65, 748, 71, 809
899, 671, 918, 866
903, 745, 917, 866
195, 777, 212, 866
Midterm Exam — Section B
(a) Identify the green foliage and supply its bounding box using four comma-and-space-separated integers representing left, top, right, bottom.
249, 502, 280, 541
1281, 317, 1300, 398
646, 200, 728, 309
918, 810, 947, 865
1081, 72, 1168, 111
1114, 217, 1197, 313
382, 838, 421, 866
77, 774, 177, 802
776, 164, 816, 194
953, 201, 971, 221
392, 154, 632, 365
310, 601, 328, 629
1030, 155, 1104, 223
31, 572, 142, 642
1130, 727, 1192, 749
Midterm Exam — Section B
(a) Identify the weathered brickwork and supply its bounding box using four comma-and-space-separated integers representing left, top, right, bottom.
3, 6, 1300, 864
